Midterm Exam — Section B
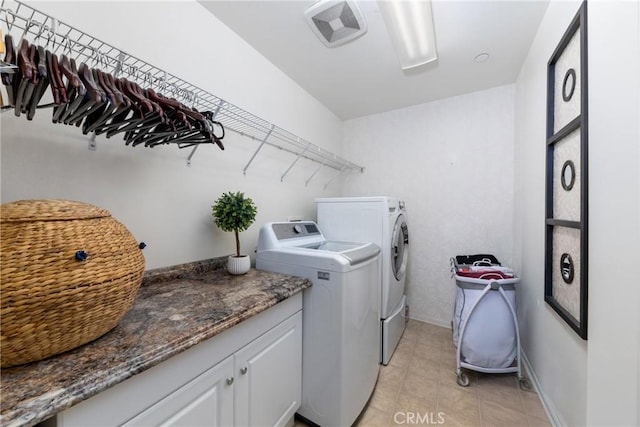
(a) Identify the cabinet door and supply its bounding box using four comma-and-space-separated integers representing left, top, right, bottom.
122, 356, 234, 427
234, 312, 302, 427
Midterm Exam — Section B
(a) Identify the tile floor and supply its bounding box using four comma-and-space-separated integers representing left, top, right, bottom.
296, 319, 551, 427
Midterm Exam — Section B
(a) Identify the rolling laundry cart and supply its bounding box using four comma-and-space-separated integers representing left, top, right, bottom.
450, 255, 530, 389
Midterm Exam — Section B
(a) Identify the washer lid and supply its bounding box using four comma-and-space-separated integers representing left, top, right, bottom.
301, 241, 380, 265
257, 222, 380, 267
308, 241, 362, 252
336, 242, 380, 265
256, 243, 379, 272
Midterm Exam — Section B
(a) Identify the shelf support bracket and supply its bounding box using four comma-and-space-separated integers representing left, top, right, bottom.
88, 132, 97, 151
305, 162, 325, 187
281, 141, 310, 182
186, 100, 222, 167
186, 145, 199, 168
324, 165, 347, 190
242, 124, 275, 175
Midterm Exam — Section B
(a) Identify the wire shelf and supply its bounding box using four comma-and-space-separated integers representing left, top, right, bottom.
0, 0, 363, 185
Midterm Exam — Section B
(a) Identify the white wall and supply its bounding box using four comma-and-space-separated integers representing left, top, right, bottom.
342, 84, 516, 326
585, 1, 639, 425
0, 1, 345, 269
514, 3, 587, 425
514, 1, 640, 426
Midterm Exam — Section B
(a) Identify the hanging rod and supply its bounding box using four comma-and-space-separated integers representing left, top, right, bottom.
0, 0, 364, 181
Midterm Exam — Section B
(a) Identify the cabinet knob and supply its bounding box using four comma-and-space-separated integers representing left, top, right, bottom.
226, 377, 234, 386
240, 366, 248, 375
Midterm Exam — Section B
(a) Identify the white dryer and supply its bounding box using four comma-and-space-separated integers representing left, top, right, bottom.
316, 196, 409, 365
256, 221, 380, 427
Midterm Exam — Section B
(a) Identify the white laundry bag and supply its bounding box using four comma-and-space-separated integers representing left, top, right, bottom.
452, 276, 518, 369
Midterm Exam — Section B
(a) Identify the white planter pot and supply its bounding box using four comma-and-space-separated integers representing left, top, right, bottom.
227, 255, 251, 275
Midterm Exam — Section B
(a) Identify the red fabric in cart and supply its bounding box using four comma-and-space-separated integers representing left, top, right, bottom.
456, 269, 514, 279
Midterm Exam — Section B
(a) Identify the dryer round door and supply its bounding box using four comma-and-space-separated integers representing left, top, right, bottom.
391, 214, 409, 281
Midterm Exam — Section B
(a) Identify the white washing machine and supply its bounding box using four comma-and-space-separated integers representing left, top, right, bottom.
256, 221, 380, 427
316, 196, 409, 365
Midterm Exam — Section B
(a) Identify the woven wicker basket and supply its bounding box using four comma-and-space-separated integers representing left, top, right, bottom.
1, 199, 145, 367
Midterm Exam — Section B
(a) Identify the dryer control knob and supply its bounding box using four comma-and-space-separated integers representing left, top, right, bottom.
293, 224, 303, 234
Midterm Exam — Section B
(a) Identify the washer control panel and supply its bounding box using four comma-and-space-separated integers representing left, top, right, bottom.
272, 222, 321, 240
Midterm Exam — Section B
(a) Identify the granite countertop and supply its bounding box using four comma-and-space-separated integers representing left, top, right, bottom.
0, 259, 311, 427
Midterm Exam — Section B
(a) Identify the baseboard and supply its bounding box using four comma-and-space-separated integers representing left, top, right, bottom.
521, 350, 566, 427
407, 316, 451, 329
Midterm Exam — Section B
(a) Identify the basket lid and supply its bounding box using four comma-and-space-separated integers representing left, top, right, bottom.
0, 199, 111, 222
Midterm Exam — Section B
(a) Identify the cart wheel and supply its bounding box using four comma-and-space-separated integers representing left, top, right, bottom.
519, 377, 532, 391
456, 372, 470, 387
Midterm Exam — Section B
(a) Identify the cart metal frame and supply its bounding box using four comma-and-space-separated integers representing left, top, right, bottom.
450, 259, 531, 389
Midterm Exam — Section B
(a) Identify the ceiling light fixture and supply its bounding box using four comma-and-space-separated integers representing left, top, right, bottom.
377, 0, 438, 70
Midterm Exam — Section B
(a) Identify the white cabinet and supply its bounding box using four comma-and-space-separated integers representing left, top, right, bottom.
122, 356, 234, 427
123, 309, 302, 427
234, 312, 302, 427
57, 294, 302, 427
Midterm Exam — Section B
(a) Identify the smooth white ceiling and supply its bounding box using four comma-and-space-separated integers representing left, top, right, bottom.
201, 0, 549, 120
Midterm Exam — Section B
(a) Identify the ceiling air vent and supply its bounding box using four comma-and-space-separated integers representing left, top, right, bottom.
304, 0, 367, 47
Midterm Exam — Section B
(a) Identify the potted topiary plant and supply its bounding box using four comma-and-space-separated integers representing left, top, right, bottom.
212, 191, 258, 275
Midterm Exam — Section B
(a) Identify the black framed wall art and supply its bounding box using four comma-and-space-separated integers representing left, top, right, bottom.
545, 1, 588, 340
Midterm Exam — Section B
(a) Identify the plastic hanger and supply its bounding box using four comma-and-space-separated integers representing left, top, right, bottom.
63, 62, 103, 125
53, 55, 85, 123
1, 34, 16, 106
13, 39, 36, 116
26, 46, 49, 120
45, 50, 63, 106
20, 44, 41, 118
